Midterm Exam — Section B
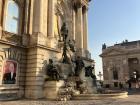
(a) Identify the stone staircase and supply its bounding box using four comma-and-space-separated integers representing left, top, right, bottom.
0, 86, 20, 101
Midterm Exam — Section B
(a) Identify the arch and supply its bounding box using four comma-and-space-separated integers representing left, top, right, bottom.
56, 0, 73, 40
56, 0, 73, 27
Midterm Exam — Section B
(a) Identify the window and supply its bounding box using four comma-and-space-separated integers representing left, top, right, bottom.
5, 0, 19, 34
113, 70, 118, 80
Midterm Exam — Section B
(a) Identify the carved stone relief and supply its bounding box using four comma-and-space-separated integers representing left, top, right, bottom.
2, 31, 22, 45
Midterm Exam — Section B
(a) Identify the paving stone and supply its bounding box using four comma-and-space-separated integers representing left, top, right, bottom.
0, 95, 140, 105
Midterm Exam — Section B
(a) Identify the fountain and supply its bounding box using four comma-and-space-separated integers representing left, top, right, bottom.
44, 22, 128, 101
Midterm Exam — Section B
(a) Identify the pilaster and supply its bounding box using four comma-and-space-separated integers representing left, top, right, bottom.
72, 9, 76, 40
25, 48, 44, 99
83, 7, 88, 50
75, 6, 83, 49
46, 0, 56, 48
25, 0, 45, 99
43, 0, 48, 38
47, 0, 55, 38
28, 0, 34, 35
30, 0, 47, 46
22, 0, 30, 46
123, 58, 129, 80
0, 0, 3, 39
32, 0, 43, 33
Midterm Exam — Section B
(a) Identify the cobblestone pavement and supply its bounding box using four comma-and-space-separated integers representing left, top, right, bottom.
1, 95, 140, 105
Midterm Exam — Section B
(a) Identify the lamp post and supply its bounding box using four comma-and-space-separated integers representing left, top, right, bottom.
133, 71, 137, 88
98, 71, 103, 81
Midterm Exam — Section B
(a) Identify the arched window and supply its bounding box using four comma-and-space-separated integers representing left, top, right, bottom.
5, 0, 19, 34
113, 70, 118, 80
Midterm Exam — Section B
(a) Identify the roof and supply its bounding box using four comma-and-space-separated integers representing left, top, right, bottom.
100, 40, 140, 57
115, 40, 140, 47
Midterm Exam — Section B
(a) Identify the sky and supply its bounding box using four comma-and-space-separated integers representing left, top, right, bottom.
88, 0, 140, 78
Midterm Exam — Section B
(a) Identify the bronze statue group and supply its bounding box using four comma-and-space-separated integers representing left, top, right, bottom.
45, 57, 96, 88
45, 22, 96, 90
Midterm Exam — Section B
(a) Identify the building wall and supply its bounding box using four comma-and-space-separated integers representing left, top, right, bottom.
0, 0, 92, 99
101, 41, 140, 88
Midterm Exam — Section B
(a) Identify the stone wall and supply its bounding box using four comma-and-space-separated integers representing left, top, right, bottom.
0, 0, 93, 99
101, 41, 140, 88
0, 42, 27, 99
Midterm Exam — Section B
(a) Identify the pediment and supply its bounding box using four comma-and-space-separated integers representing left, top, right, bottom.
100, 48, 126, 57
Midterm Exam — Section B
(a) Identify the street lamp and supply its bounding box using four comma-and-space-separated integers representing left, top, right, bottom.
97, 71, 103, 81
133, 71, 137, 88
133, 71, 136, 80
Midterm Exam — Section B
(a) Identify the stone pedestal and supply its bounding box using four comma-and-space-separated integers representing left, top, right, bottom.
44, 80, 64, 100
85, 77, 97, 94
80, 70, 97, 94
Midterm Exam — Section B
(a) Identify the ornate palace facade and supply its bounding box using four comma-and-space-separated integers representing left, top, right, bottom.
100, 40, 140, 88
0, 0, 92, 99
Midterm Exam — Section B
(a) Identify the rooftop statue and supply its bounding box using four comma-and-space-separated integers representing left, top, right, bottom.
102, 43, 106, 49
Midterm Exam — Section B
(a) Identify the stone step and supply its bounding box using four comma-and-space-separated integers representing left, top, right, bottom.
72, 92, 128, 100
0, 86, 20, 101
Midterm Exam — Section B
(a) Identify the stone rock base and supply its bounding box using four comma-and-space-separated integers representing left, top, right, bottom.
44, 80, 64, 100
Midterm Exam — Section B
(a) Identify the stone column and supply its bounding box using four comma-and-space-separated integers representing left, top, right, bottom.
31, 0, 46, 45
83, 8, 88, 50
72, 9, 76, 40
23, 0, 29, 34
33, 0, 43, 33
75, 6, 83, 49
25, 0, 45, 99
28, 0, 34, 35
43, 0, 48, 38
47, 0, 54, 38
0, 0, 3, 39
22, 0, 30, 46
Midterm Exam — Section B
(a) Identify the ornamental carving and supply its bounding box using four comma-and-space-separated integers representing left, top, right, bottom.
56, 0, 73, 39
73, 0, 90, 8
2, 31, 22, 45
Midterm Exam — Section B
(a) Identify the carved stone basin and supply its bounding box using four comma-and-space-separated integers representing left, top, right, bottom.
72, 90, 128, 100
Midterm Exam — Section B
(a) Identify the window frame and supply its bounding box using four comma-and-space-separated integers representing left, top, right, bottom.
3, 0, 20, 35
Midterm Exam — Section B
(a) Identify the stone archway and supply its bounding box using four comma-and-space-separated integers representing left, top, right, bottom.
56, 0, 73, 39
128, 58, 140, 80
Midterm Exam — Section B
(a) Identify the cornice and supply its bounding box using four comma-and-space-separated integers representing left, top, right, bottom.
81, 0, 89, 7
100, 47, 140, 57
100, 47, 127, 57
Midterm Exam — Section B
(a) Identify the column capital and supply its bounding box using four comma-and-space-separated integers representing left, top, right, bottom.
73, 0, 89, 9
